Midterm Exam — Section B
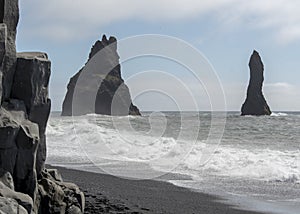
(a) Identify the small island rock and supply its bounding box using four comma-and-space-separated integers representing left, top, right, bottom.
61, 35, 141, 116
241, 50, 272, 116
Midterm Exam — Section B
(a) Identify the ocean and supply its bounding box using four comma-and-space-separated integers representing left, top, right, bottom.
46, 111, 300, 214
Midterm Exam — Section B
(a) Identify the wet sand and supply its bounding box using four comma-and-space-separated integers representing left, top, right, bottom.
50, 165, 269, 214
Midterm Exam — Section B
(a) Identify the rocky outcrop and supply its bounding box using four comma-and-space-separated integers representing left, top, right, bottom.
241, 50, 272, 116
35, 169, 85, 214
12, 52, 51, 177
0, 0, 84, 213
61, 35, 141, 116
0, 170, 33, 213
0, 0, 19, 101
0, 197, 28, 214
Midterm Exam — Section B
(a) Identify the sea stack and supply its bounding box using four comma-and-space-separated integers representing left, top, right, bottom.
241, 50, 272, 116
61, 35, 141, 116
0, 1, 84, 213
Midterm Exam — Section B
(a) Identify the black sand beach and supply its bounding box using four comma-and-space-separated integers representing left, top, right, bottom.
49, 165, 269, 214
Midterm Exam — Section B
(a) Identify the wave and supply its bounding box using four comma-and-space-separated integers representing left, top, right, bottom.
46, 114, 300, 184
85, 113, 142, 119
181, 146, 300, 183
271, 112, 289, 117
46, 115, 181, 163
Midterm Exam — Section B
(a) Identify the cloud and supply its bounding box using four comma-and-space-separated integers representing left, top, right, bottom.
230, 82, 300, 111
49, 74, 300, 111
124, 67, 300, 111
264, 82, 300, 110
232, 0, 300, 44
19, 0, 234, 42
19, 0, 300, 44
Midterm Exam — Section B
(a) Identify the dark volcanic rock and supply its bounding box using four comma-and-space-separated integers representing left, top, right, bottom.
12, 52, 51, 112
0, 24, 5, 103
36, 169, 85, 214
241, 50, 272, 116
0, 24, 6, 63
0, 1, 85, 213
0, 0, 19, 101
0, 99, 40, 200
11, 52, 51, 176
61, 35, 141, 116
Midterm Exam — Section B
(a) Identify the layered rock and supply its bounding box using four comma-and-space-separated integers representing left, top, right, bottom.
0, 23, 6, 103
11, 52, 51, 176
0, 99, 40, 200
241, 50, 272, 116
0, 0, 84, 213
0, 0, 19, 101
61, 35, 141, 116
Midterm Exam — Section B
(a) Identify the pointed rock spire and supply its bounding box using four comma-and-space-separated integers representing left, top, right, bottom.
241, 50, 272, 116
62, 35, 141, 116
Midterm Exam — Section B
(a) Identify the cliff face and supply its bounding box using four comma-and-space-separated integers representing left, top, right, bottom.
241, 50, 272, 116
0, 1, 84, 213
61, 35, 141, 116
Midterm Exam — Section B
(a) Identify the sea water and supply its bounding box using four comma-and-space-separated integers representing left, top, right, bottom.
46, 112, 300, 213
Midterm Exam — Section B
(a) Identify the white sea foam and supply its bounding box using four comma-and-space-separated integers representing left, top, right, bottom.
46, 115, 183, 164
181, 145, 300, 183
46, 114, 300, 184
271, 112, 289, 117
45, 112, 300, 214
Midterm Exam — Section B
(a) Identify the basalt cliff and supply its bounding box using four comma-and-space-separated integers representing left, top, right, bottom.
61, 35, 141, 116
0, 1, 84, 213
241, 50, 272, 116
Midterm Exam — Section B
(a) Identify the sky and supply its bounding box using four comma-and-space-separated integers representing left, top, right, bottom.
16, 0, 300, 111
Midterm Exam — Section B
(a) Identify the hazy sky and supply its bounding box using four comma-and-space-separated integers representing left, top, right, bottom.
17, 0, 300, 111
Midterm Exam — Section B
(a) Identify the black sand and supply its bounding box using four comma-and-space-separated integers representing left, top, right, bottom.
50, 165, 268, 214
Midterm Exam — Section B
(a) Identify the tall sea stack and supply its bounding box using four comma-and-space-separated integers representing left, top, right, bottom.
241, 50, 272, 116
61, 35, 141, 116
0, 1, 84, 213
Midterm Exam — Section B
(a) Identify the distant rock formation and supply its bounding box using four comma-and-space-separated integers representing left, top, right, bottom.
0, 1, 84, 213
241, 50, 272, 116
61, 35, 141, 116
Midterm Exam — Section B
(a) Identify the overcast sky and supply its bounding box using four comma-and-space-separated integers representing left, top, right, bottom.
17, 0, 300, 111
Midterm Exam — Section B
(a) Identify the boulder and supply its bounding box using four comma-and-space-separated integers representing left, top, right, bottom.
0, 170, 14, 190
241, 50, 272, 116
61, 35, 141, 116
35, 169, 85, 214
0, 171, 33, 213
0, 197, 27, 214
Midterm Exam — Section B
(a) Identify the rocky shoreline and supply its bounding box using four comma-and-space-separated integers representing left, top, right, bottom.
0, 1, 84, 213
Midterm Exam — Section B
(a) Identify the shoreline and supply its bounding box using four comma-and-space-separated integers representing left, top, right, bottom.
48, 165, 269, 214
